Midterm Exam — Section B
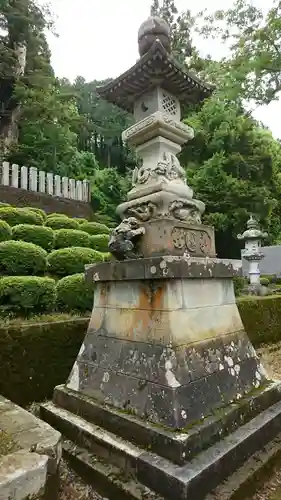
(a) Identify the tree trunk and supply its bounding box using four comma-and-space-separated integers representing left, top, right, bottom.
1, 43, 27, 154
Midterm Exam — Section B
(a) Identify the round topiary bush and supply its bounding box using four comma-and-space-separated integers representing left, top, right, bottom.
46, 212, 67, 219
56, 273, 95, 312
102, 252, 111, 262
0, 206, 44, 226
75, 218, 88, 225
45, 215, 80, 230
27, 207, 47, 221
80, 221, 110, 236
0, 220, 12, 242
0, 276, 56, 316
0, 240, 47, 275
54, 229, 90, 249
260, 277, 270, 286
12, 224, 54, 252
47, 247, 104, 276
89, 234, 109, 252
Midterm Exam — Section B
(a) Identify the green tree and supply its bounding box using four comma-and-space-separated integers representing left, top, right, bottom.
182, 97, 281, 257
198, 0, 281, 105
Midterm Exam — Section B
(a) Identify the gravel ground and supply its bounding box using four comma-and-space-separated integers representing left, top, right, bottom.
59, 458, 108, 500
251, 343, 281, 500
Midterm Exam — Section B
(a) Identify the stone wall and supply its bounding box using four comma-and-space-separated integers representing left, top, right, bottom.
0, 184, 93, 219
0, 161, 93, 218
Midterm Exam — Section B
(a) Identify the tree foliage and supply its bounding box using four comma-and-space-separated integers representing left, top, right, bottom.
198, 0, 281, 105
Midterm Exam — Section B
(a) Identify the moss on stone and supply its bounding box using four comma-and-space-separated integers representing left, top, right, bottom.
0, 430, 20, 456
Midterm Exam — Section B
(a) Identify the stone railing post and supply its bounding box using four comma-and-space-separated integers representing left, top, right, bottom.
11, 164, 19, 188
20, 166, 28, 190
29, 166, 38, 191
46, 172, 54, 195
39, 171, 46, 193
2, 161, 10, 186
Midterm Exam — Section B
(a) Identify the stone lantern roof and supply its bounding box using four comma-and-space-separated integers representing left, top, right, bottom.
97, 17, 213, 113
237, 215, 268, 241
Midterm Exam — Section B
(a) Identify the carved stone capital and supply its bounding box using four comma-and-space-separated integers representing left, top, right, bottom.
122, 111, 194, 147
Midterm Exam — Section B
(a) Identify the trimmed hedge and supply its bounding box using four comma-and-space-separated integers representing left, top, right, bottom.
46, 215, 80, 230
0, 220, 12, 242
76, 218, 88, 225
80, 221, 110, 236
0, 316, 88, 406
27, 207, 47, 221
89, 233, 109, 252
54, 229, 90, 249
12, 224, 54, 251
56, 273, 95, 312
0, 206, 44, 226
238, 295, 281, 346
0, 276, 56, 316
46, 212, 68, 219
47, 246, 104, 276
0, 240, 47, 275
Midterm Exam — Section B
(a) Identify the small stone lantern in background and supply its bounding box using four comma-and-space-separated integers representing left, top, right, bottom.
238, 215, 268, 292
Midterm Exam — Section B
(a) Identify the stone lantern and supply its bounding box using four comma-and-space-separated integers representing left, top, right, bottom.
238, 215, 268, 288
41, 16, 281, 500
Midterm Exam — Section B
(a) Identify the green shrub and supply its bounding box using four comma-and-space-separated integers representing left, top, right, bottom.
27, 207, 47, 221
47, 247, 104, 276
75, 218, 88, 225
0, 276, 56, 316
89, 234, 109, 252
46, 215, 80, 230
0, 207, 44, 226
0, 220, 12, 242
233, 276, 246, 297
56, 273, 95, 312
54, 229, 90, 249
260, 277, 270, 286
0, 241, 47, 275
102, 252, 111, 261
12, 224, 54, 251
238, 295, 281, 346
80, 221, 110, 236
0, 316, 87, 406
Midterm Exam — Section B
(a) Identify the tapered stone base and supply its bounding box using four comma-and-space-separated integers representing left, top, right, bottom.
69, 256, 266, 429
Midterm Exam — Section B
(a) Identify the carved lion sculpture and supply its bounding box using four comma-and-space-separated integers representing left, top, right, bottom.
108, 217, 145, 260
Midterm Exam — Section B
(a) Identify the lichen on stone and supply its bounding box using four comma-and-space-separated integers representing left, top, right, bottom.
0, 429, 20, 457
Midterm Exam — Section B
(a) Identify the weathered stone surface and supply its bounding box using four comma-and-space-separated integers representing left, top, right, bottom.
0, 395, 61, 499
86, 256, 242, 283
0, 450, 48, 500
136, 219, 216, 258
41, 394, 281, 500
52, 382, 281, 465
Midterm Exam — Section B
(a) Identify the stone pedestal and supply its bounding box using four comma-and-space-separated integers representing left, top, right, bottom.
67, 257, 266, 430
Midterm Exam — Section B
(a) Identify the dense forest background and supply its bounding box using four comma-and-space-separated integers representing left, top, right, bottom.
1, 0, 281, 256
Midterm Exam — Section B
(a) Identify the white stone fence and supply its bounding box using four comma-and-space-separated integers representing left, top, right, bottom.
0, 162, 91, 202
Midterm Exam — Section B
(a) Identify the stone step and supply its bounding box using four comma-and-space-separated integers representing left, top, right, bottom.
41, 402, 143, 475
206, 431, 281, 500
41, 398, 281, 499
53, 383, 281, 465
62, 439, 164, 500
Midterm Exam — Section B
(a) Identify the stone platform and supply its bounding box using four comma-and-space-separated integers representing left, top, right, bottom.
40, 255, 281, 499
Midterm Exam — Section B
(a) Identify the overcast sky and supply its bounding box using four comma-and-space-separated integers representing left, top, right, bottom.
43, 0, 281, 139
